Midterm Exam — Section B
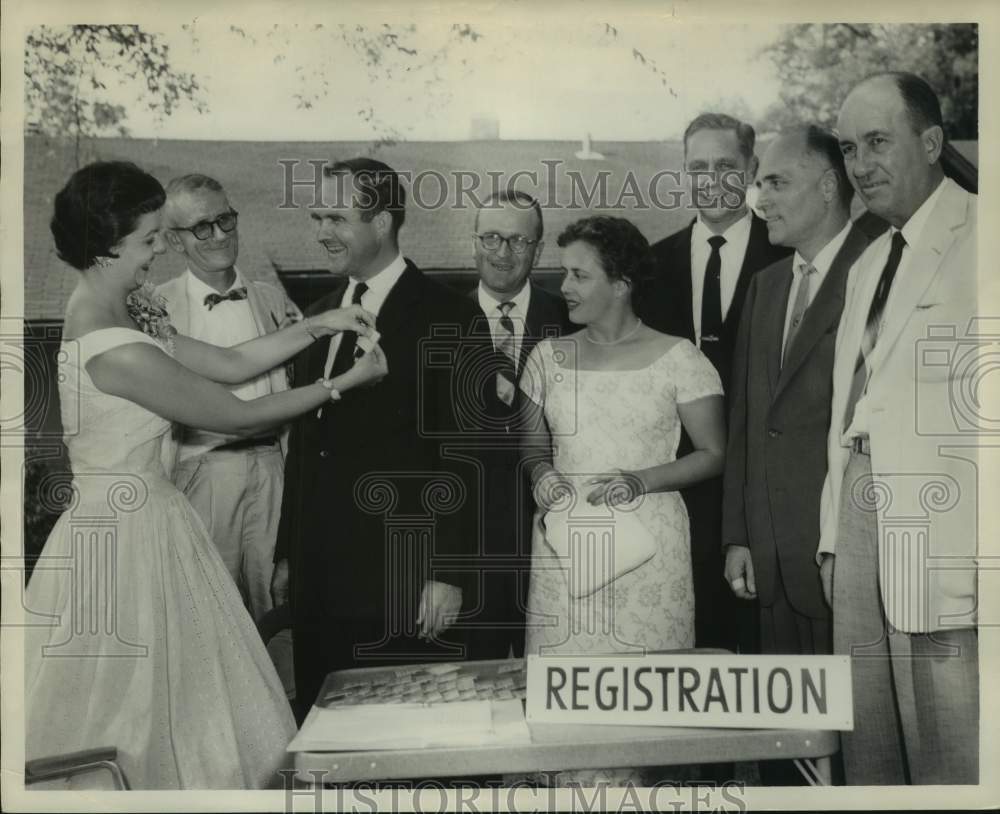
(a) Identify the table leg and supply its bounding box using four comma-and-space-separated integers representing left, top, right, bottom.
793, 757, 832, 786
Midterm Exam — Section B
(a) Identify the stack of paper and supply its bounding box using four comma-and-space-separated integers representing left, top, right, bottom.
287, 699, 530, 752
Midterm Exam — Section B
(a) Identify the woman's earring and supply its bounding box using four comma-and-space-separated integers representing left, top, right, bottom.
92, 256, 112, 270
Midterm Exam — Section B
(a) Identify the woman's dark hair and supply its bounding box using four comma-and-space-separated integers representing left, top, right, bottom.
50, 161, 166, 271
556, 216, 652, 307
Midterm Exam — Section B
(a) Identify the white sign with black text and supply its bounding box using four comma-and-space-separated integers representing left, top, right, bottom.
526, 654, 853, 731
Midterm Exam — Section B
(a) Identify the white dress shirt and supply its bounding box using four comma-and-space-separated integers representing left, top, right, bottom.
690, 210, 753, 345
477, 281, 532, 372
322, 253, 408, 380
782, 220, 852, 348
180, 268, 272, 460
846, 178, 947, 439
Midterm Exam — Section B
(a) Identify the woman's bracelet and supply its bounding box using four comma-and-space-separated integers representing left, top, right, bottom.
317, 378, 342, 402
303, 315, 325, 341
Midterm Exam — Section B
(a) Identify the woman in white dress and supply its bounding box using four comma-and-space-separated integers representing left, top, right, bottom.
26, 160, 387, 789
519, 216, 726, 786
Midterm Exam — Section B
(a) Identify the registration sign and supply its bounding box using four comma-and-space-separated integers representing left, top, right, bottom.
526, 654, 853, 730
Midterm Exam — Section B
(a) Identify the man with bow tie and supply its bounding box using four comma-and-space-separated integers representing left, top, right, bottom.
157, 173, 302, 624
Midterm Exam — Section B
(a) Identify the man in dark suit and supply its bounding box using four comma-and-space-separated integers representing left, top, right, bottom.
722, 125, 875, 784
460, 189, 571, 660
639, 113, 792, 653
272, 158, 478, 718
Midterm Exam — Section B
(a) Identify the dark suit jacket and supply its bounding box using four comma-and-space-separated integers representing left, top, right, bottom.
275, 260, 478, 628
640, 212, 792, 395
721, 224, 871, 619
451, 284, 570, 649
638, 212, 791, 649
462, 282, 571, 558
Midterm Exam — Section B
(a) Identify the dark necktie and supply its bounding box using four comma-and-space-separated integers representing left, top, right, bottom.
203, 286, 248, 310
329, 281, 369, 377
494, 301, 517, 406
700, 234, 726, 364
842, 230, 907, 433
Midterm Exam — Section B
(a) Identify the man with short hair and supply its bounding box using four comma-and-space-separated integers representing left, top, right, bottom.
157, 174, 300, 623
640, 113, 792, 654
821, 72, 978, 784
722, 125, 875, 784
273, 158, 478, 718
463, 189, 570, 659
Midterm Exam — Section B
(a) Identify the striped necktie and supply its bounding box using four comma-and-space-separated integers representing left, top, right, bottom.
782, 263, 816, 366
495, 301, 517, 406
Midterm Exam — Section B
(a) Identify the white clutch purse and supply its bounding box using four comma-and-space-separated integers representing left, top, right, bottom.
541, 499, 656, 599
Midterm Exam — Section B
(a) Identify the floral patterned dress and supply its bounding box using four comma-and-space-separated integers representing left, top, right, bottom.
518, 336, 723, 786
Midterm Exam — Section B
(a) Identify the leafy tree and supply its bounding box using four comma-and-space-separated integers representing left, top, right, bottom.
761, 23, 978, 138
251, 23, 483, 151
24, 25, 207, 165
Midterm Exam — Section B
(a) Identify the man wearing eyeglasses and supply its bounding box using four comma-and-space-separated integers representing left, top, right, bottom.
157, 173, 301, 628
462, 189, 570, 660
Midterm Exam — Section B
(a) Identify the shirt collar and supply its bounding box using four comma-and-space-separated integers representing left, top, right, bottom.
477, 280, 532, 317
185, 267, 245, 303
792, 220, 852, 278
899, 177, 947, 248
349, 252, 407, 298
692, 208, 752, 247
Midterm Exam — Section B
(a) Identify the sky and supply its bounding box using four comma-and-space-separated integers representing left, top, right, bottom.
72, 19, 786, 142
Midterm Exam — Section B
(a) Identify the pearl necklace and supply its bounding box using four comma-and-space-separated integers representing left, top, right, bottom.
585, 319, 643, 346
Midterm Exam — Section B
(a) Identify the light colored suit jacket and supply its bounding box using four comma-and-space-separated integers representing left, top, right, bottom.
155, 271, 302, 471
818, 178, 978, 634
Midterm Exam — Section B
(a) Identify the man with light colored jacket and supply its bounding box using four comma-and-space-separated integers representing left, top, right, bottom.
157, 173, 301, 623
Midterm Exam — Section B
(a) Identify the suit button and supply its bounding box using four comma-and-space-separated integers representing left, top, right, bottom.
768, 429, 781, 438
319, 450, 330, 459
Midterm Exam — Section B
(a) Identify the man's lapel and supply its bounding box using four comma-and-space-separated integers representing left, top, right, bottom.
760, 259, 793, 399
726, 213, 768, 333
466, 287, 494, 338
160, 274, 191, 336
376, 261, 423, 340
310, 279, 349, 382
245, 279, 279, 335
774, 224, 869, 398
675, 221, 695, 339
867, 179, 969, 377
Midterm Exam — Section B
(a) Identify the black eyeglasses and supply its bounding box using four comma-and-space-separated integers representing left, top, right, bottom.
175, 209, 239, 241
474, 232, 538, 255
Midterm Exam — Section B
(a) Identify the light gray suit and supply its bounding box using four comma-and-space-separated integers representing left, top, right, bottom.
819, 178, 979, 784
156, 271, 301, 622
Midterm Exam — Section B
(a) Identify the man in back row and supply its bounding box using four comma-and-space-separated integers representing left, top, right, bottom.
158, 174, 301, 625
640, 113, 791, 655
464, 189, 571, 660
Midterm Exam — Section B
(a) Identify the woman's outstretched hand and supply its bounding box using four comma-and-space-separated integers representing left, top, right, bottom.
349, 343, 389, 388
309, 305, 377, 337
